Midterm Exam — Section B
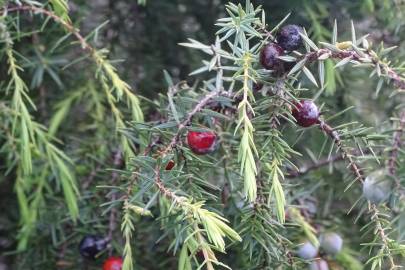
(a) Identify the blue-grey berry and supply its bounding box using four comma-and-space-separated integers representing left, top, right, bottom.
309, 259, 329, 270
363, 170, 391, 204
319, 232, 343, 256
297, 241, 318, 259
277, 24, 303, 51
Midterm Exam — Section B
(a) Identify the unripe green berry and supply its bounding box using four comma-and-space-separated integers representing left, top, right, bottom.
362, 170, 391, 204
297, 241, 318, 260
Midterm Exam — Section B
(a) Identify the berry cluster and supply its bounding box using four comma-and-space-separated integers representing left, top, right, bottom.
296, 232, 343, 269
260, 24, 303, 75
78, 235, 123, 269
74, 132, 218, 268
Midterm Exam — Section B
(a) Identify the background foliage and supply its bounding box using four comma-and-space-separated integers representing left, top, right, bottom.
0, 0, 404, 269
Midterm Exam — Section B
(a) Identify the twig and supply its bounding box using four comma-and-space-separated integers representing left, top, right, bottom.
160, 40, 225, 156
107, 150, 123, 256
2, 5, 94, 53
287, 154, 344, 178
287, 149, 373, 178
160, 90, 222, 156
318, 121, 399, 267
151, 39, 226, 267
82, 164, 102, 190
387, 110, 405, 185
303, 47, 405, 90
143, 136, 162, 156
369, 203, 398, 269
318, 119, 364, 183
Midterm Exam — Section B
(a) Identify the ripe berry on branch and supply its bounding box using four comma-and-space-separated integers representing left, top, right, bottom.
260, 43, 284, 72
319, 232, 343, 256
103, 256, 123, 270
276, 24, 303, 52
78, 235, 108, 259
297, 241, 319, 259
253, 82, 264, 92
292, 100, 320, 127
187, 130, 217, 155
362, 169, 391, 204
165, 160, 175, 170
309, 259, 329, 270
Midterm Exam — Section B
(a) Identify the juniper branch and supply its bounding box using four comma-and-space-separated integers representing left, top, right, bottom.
368, 204, 398, 269
2, 4, 144, 157
298, 41, 405, 90
107, 150, 124, 256
300, 44, 405, 90
287, 153, 344, 178
318, 119, 400, 268
236, 54, 258, 202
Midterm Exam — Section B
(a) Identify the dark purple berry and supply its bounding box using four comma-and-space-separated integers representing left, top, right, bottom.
283, 61, 296, 73
260, 43, 284, 72
292, 100, 320, 127
78, 235, 108, 259
253, 82, 264, 92
277, 24, 303, 52
165, 160, 175, 170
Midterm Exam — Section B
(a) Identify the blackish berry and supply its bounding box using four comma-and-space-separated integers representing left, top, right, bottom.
103, 256, 123, 270
319, 232, 343, 256
260, 43, 284, 72
277, 24, 303, 52
292, 100, 320, 127
363, 170, 391, 204
78, 235, 107, 259
207, 100, 223, 112
187, 130, 217, 155
165, 160, 175, 170
253, 82, 264, 92
283, 60, 296, 73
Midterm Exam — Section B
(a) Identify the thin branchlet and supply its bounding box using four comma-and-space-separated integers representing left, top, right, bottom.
302, 47, 405, 90
107, 150, 124, 255
387, 110, 405, 182
318, 119, 364, 183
